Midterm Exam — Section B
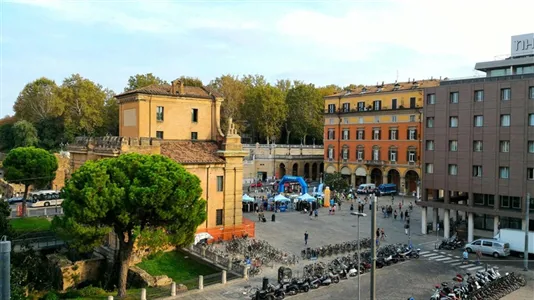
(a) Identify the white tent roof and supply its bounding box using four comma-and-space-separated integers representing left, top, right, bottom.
242, 194, 254, 202
298, 193, 316, 202
274, 194, 290, 202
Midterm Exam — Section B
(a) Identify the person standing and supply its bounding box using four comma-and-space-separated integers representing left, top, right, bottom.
475, 249, 482, 265
462, 249, 469, 264
394, 209, 398, 220
304, 231, 309, 245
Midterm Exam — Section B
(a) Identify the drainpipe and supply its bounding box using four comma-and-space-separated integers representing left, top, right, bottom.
206, 166, 210, 230
149, 96, 152, 138
337, 96, 342, 171
234, 167, 237, 227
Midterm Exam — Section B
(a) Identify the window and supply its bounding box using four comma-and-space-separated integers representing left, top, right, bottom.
473, 140, 483, 152
409, 97, 416, 108
389, 129, 397, 140
217, 176, 224, 191
191, 132, 198, 140
327, 129, 336, 140
450, 92, 459, 103
192, 108, 198, 122
373, 100, 381, 110
425, 163, 434, 174
529, 114, 534, 126
500, 140, 510, 153
426, 140, 435, 151
500, 196, 510, 208
342, 103, 350, 112
426, 94, 436, 104
328, 104, 336, 113
328, 147, 334, 159
389, 149, 397, 161
391, 99, 398, 109
391, 115, 397, 122
373, 148, 380, 161
216, 209, 223, 226
426, 117, 434, 128
407, 129, 417, 140
408, 150, 416, 163
473, 165, 482, 177
156, 131, 164, 139
530, 87, 534, 99
474, 90, 484, 102
499, 167, 509, 179
501, 88, 511, 101
528, 168, 534, 180
342, 148, 349, 160
357, 150, 364, 161
357, 102, 365, 111
357, 130, 365, 140
342, 129, 350, 140
358, 117, 364, 124
449, 164, 458, 175
449, 117, 458, 128
449, 140, 458, 152
528, 141, 534, 153
474, 115, 484, 127
511, 197, 521, 209
373, 129, 380, 140
500, 114, 510, 127
409, 115, 416, 122
156, 106, 164, 121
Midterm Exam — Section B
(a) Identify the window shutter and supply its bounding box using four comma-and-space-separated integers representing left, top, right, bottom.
389, 130, 392, 140
378, 130, 381, 140
362, 130, 365, 140
414, 129, 418, 139
407, 150, 410, 162
406, 129, 410, 140
333, 131, 336, 140
388, 150, 391, 161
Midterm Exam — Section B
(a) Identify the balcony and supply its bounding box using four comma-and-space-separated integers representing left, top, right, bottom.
365, 160, 385, 165
324, 106, 420, 115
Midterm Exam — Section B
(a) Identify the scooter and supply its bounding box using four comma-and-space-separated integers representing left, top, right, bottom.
318, 274, 332, 286
282, 281, 299, 296
292, 278, 310, 293
308, 276, 321, 289
328, 269, 341, 284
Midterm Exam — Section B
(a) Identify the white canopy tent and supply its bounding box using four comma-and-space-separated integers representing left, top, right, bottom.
194, 232, 213, 245
298, 193, 317, 202
242, 194, 254, 202
274, 194, 291, 202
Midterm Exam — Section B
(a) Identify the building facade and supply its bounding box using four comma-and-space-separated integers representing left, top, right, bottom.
421, 34, 534, 242
67, 80, 253, 241
242, 143, 324, 182
323, 79, 440, 194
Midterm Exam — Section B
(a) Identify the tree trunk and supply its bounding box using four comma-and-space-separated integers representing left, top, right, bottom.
22, 184, 29, 217
286, 131, 291, 144
117, 230, 135, 298
303, 134, 307, 145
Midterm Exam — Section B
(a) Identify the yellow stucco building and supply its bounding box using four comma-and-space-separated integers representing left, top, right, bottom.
67, 79, 253, 240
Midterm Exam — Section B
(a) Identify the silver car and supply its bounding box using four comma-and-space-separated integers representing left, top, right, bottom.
464, 238, 510, 258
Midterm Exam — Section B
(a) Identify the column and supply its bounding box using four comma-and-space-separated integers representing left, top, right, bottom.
493, 216, 500, 237
421, 207, 428, 234
522, 219, 528, 231
400, 177, 406, 194
450, 209, 457, 222
444, 191, 450, 204
433, 208, 439, 232
443, 209, 450, 239
366, 174, 371, 184
351, 173, 356, 188
382, 174, 388, 185
467, 212, 474, 242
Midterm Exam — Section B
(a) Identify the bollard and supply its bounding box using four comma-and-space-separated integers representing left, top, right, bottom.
199, 275, 204, 290
228, 260, 232, 271
1, 236, 12, 300
44, 207, 48, 217
140, 288, 146, 300
201, 248, 206, 257
108, 296, 114, 300
171, 282, 177, 296
222, 270, 227, 284
214, 254, 218, 263
243, 266, 249, 280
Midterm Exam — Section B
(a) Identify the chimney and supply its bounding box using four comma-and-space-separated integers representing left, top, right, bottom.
170, 79, 185, 95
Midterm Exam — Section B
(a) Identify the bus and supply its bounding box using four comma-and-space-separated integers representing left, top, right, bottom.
28, 190, 64, 208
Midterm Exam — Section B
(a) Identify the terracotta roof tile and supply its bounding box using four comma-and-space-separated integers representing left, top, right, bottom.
325, 79, 441, 98
116, 84, 220, 99
161, 141, 225, 164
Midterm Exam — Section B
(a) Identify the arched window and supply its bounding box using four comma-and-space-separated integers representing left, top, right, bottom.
342, 145, 349, 160
388, 146, 398, 162
328, 145, 335, 160
407, 146, 417, 163
372, 145, 380, 161
356, 145, 365, 161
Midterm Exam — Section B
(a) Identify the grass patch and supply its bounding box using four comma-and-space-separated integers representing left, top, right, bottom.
10, 217, 51, 233
137, 251, 218, 285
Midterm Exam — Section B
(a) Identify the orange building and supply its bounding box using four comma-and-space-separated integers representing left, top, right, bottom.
323, 79, 440, 194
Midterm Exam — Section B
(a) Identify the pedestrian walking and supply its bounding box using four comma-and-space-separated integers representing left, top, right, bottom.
314, 209, 318, 218
400, 210, 404, 220
309, 209, 313, 220
350, 203, 354, 211
380, 228, 386, 241
475, 249, 482, 265
462, 249, 469, 264
376, 228, 380, 240
399, 202, 402, 210
338, 201, 341, 210
405, 210, 409, 219
304, 231, 309, 245
394, 209, 398, 220
404, 222, 409, 235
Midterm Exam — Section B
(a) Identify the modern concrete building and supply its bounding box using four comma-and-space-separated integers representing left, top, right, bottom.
323, 79, 440, 193
420, 34, 534, 242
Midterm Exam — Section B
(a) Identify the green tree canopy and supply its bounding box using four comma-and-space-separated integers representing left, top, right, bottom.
124, 73, 167, 91
0, 123, 14, 151
3, 147, 58, 215
177, 76, 203, 87
59, 74, 107, 136
208, 75, 246, 131
0, 200, 11, 238
13, 77, 64, 122
317, 84, 341, 97
286, 83, 324, 144
12, 120, 39, 148
324, 172, 350, 192
53, 153, 206, 297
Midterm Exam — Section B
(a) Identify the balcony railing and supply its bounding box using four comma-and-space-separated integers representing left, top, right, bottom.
365, 160, 385, 165
324, 106, 420, 115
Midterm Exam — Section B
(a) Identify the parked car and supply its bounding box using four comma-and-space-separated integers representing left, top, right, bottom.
377, 183, 397, 196
250, 181, 263, 188
356, 184, 376, 194
464, 238, 510, 258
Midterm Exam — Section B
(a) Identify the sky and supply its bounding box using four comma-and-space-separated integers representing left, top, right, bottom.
1, 0, 533, 116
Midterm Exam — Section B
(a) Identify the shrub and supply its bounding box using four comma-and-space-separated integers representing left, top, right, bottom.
42, 292, 59, 300
77, 286, 107, 297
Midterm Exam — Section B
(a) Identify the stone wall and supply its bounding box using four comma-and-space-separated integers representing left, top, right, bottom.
128, 266, 173, 288
47, 253, 106, 291
52, 152, 72, 190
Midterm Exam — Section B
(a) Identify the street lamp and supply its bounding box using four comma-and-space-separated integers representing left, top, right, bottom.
351, 212, 367, 300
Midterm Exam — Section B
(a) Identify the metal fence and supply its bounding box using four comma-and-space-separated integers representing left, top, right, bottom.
188, 244, 246, 277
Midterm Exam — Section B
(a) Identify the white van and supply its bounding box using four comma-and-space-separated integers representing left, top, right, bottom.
357, 184, 376, 194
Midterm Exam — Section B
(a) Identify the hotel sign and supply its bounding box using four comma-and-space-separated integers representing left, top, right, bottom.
511, 33, 534, 57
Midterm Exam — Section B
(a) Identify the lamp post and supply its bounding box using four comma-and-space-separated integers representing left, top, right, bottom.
351, 212, 367, 300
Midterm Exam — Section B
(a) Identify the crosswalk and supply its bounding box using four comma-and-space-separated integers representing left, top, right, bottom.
418, 250, 499, 272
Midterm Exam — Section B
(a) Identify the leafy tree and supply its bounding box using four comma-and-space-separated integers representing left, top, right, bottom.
59, 74, 107, 136
35, 116, 68, 150
0, 200, 11, 237
242, 84, 287, 144
11, 247, 54, 298
317, 84, 341, 97
0, 123, 14, 151
208, 75, 246, 132
0, 115, 17, 126
177, 76, 203, 87
13, 77, 64, 122
324, 172, 350, 192
96, 89, 119, 136
275, 79, 293, 94
53, 153, 206, 297
124, 73, 167, 92
242, 74, 267, 88
12, 120, 39, 148
286, 83, 324, 144
3, 147, 58, 216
